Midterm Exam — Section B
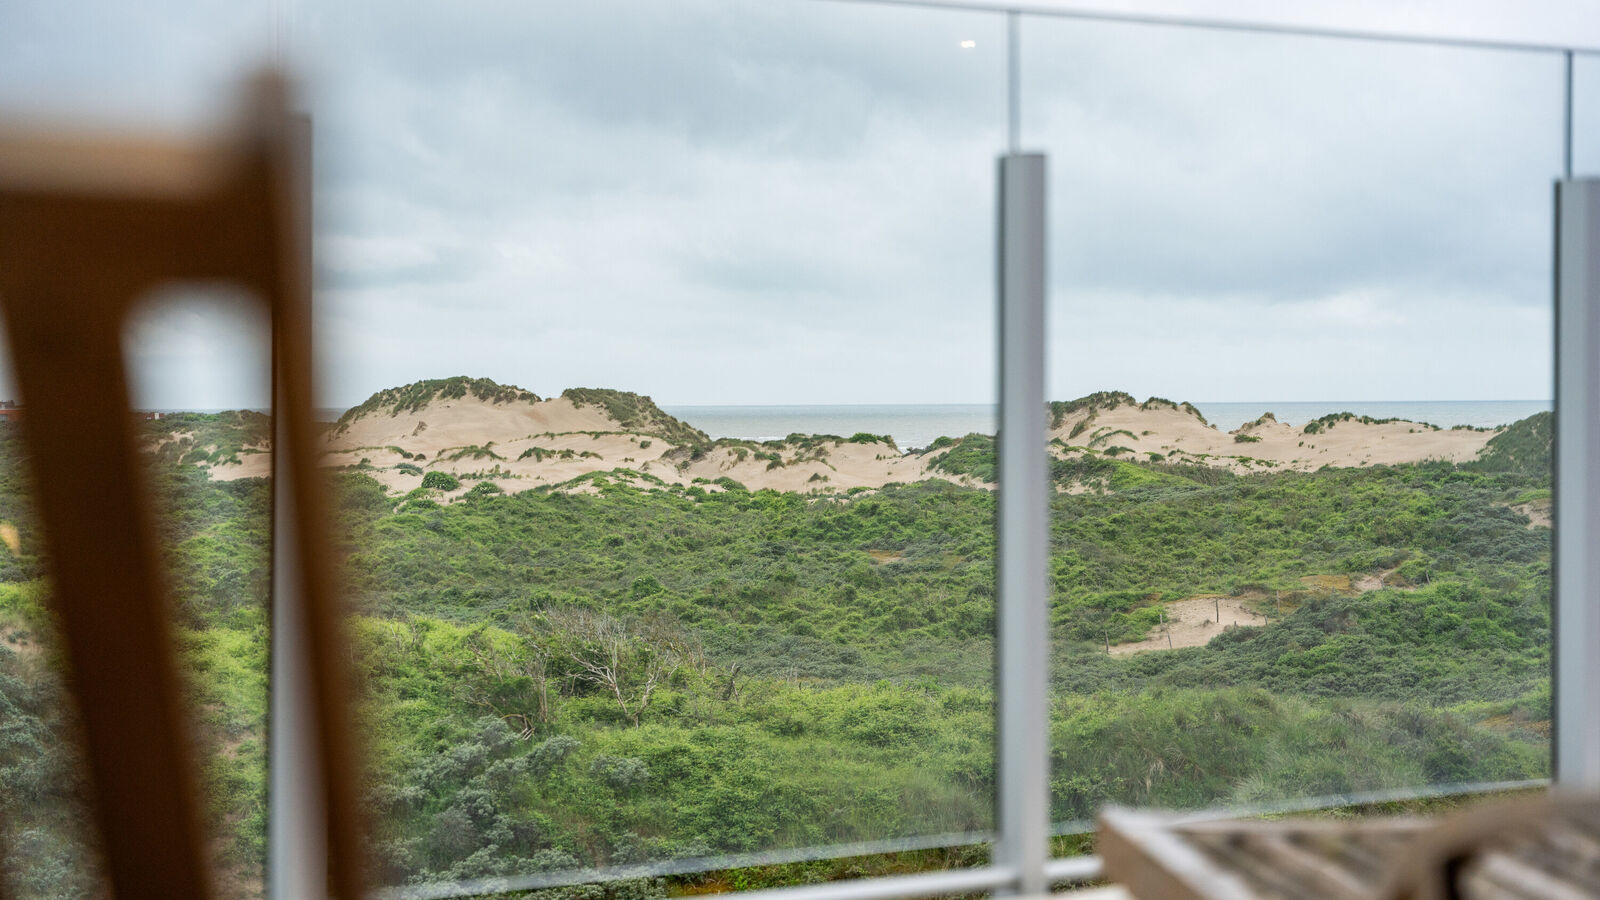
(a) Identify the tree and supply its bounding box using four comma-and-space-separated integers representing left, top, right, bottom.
461, 628, 549, 738
541, 609, 693, 727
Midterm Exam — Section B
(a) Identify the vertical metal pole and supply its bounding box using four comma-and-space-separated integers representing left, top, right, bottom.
270, 114, 328, 900
1555, 177, 1600, 787
1007, 11, 1020, 154
996, 152, 1049, 895
1565, 51, 1575, 181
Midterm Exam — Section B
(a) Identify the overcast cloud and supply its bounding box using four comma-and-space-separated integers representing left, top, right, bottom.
1, 0, 1595, 408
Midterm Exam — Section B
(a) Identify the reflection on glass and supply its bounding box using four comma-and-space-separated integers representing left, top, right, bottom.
1026, 19, 1558, 833
304, 0, 1005, 890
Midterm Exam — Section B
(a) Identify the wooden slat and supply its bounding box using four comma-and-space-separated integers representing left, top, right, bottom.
1098, 808, 1258, 900
1235, 833, 1370, 899
0, 128, 225, 196
1100, 795, 1600, 900
1465, 852, 1594, 900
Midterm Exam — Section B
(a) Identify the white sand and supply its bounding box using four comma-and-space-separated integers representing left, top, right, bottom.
1052, 402, 1494, 474
1109, 595, 1267, 657
204, 449, 271, 481
646, 439, 943, 493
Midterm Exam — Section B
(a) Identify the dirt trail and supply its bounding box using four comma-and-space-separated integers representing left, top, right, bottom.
1109, 595, 1268, 657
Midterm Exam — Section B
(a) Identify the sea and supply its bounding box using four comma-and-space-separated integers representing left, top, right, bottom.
662, 401, 1552, 452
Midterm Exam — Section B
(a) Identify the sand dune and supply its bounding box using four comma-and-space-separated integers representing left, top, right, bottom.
1050, 396, 1494, 474
168, 381, 1520, 497
306, 379, 973, 497
327, 395, 620, 456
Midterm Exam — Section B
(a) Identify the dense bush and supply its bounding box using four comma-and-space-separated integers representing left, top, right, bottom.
926, 434, 995, 482
421, 471, 462, 492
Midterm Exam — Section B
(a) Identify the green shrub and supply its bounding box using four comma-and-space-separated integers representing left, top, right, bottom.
1472, 412, 1551, 477
421, 471, 461, 492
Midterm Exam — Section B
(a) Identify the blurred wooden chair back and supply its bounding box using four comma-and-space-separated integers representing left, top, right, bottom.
0, 73, 364, 899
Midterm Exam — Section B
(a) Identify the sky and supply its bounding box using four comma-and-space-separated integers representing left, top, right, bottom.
2, 0, 1598, 409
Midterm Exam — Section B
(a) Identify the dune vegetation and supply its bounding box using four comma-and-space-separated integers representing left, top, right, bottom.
0, 384, 1552, 898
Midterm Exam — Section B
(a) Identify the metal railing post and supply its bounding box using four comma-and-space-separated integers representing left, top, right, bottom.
995, 151, 1050, 895
1555, 177, 1600, 787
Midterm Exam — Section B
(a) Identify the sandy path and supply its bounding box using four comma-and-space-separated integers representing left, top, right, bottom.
1109, 595, 1267, 656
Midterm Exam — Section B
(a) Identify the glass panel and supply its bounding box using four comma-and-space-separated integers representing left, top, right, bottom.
1578, 54, 1600, 175
1026, 18, 1560, 837
301, 0, 1006, 891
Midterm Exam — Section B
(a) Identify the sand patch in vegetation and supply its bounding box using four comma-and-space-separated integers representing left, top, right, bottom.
205, 447, 271, 481
1109, 594, 1268, 656
1511, 499, 1551, 529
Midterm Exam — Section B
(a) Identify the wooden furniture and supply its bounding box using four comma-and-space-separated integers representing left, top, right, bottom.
1099, 793, 1600, 899
0, 72, 365, 899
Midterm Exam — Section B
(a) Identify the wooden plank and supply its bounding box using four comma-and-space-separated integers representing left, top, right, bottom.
0, 129, 223, 196
1466, 852, 1594, 900
1098, 808, 1257, 900
1237, 833, 1370, 899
